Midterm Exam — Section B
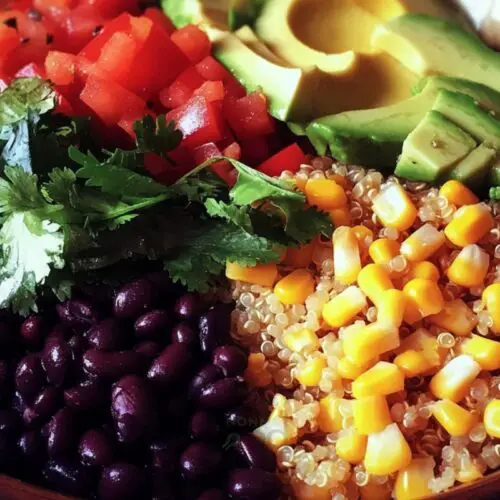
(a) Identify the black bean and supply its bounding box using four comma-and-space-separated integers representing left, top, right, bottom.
41, 336, 73, 388
135, 309, 170, 338
212, 346, 247, 376
152, 477, 178, 500
88, 318, 128, 351
234, 435, 276, 472
189, 411, 220, 441
114, 279, 156, 318
83, 349, 143, 380
46, 324, 70, 342
68, 334, 87, 358
0, 409, 21, 434
146, 271, 178, 298
163, 391, 190, 423
23, 387, 61, 427
79, 429, 114, 466
171, 321, 198, 347
46, 407, 78, 457
226, 468, 282, 499
225, 407, 265, 433
99, 463, 144, 500
198, 489, 226, 500
199, 378, 247, 410
18, 430, 44, 462
43, 458, 94, 496
188, 364, 222, 401
175, 293, 203, 320
0, 360, 9, 402
0, 321, 15, 350
20, 315, 45, 349
134, 340, 162, 360
57, 299, 101, 330
12, 391, 27, 414
180, 442, 222, 480
147, 343, 193, 388
150, 438, 181, 478
15, 354, 44, 400
199, 305, 231, 355
64, 379, 108, 411
111, 375, 157, 443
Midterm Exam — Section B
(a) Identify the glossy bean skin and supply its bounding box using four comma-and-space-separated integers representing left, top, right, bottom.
20, 315, 45, 349
225, 407, 266, 433
199, 305, 231, 355
87, 318, 128, 351
188, 364, 222, 401
150, 437, 187, 478
189, 411, 220, 441
199, 378, 247, 410
79, 429, 115, 466
15, 355, 45, 401
171, 322, 198, 347
46, 408, 78, 457
180, 442, 222, 480
41, 336, 73, 388
235, 434, 276, 472
175, 293, 203, 320
99, 463, 144, 500
56, 299, 102, 331
83, 349, 144, 380
23, 387, 62, 427
113, 280, 156, 319
212, 346, 247, 377
111, 375, 157, 443
147, 343, 193, 388
134, 341, 162, 360
64, 379, 108, 411
0, 409, 21, 434
18, 430, 44, 463
43, 458, 94, 497
226, 468, 282, 500
135, 310, 171, 338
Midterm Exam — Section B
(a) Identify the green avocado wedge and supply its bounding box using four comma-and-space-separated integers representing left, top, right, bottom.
448, 143, 498, 189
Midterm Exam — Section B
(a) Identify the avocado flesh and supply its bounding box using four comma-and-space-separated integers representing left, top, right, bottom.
306, 76, 500, 166
372, 14, 500, 94
395, 111, 477, 182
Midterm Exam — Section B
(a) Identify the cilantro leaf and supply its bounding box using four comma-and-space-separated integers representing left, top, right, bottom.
134, 115, 182, 160
490, 186, 500, 200
205, 198, 253, 232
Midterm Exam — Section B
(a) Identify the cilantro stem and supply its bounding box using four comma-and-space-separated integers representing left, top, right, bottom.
98, 193, 170, 222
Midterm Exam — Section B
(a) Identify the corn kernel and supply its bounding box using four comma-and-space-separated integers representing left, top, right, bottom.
284, 242, 315, 268
399, 328, 444, 370
295, 356, 326, 386
484, 399, 500, 438
432, 399, 478, 437
305, 179, 347, 211
369, 238, 400, 265
403, 278, 444, 324
439, 180, 479, 207
394, 349, 434, 377
343, 322, 399, 367
394, 457, 435, 500
429, 355, 481, 402
447, 244, 490, 288
274, 269, 314, 305
360, 483, 392, 500
336, 427, 367, 464
377, 289, 406, 327
444, 202, 494, 247
322, 286, 367, 329
337, 356, 376, 380
253, 416, 298, 450
352, 225, 374, 256
483, 283, 500, 334
329, 206, 351, 226
364, 423, 412, 475
428, 299, 477, 337
333, 226, 362, 285
400, 223, 445, 262
226, 261, 278, 287
244, 353, 273, 387
318, 395, 346, 433
456, 460, 483, 484
357, 264, 394, 306
460, 334, 500, 371
353, 395, 392, 435
352, 362, 405, 399
372, 184, 417, 231
283, 328, 319, 353
406, 261, 440, 282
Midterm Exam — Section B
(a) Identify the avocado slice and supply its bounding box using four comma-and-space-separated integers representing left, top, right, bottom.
395, 111, 477, 182
306, 76, 500, 164
372, 14, 500, 94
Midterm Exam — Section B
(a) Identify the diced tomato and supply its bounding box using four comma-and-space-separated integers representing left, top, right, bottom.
144, 7, 175, 36
95, 31, 137, 83
64, 4, 106, 53
15, 62, 45, 78
195, 56, 231, 82
80, 75, 146, 126
159, 67, 205, 109
224, 77, 246, 100
193, 80, 224, 102
171, 25, 211, 64
240, 137, 271, 165
166, 95, 227, 150
258, 143, 308, 177
81, 0, 140, 18
223, 141, 242, 160
33, 0, 73, 25
193, 142, 236, 185
55, 92, 75, 115
225, 92, 275, 140
145, 150, 194, 185
45, 51, 76, 85
0, 25, 20, 56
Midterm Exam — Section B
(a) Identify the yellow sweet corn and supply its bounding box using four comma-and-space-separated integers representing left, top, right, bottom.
447, 244, 490, 288
428, 299, 477, 337
352, 362, 405, 399
484, 399, 500, 438
360, 483, 392, 500
333, 226, 362, 285
343, 322, 400, 367
305, 178, 347, 210
274, 269, 315, 305
352, 225, 374, 257
429, 354, 482, 402
357, 264, 394, 306
369, 238, 400, 265
406, 261, 440, 282
364, 423, 412, 475
336, 427, 367, 464
372, 184, 417, 231
329, 206, 351, 226
483, 283, 500, 334
400, 223, 445, 262
439, 180, 479, 207
456, 458, 483, 484
460, 334, 500, 371
377, 289, 406, 327
295, 356, 326, 386
226, 261, 278, 287
283, 328, 319, 353
244, 353, 273, 388
284, 241, 315, 268
403, 278, 444, 324
317, 395, 346, 433
253, 416, 298, 450
398, 328, 444, 370
394, 349, 434, 377
444, 202, 494, 247
394, 457, 435, 500
353, 395, 392, 435
337, 356, 376, 380
322, 286, 367, 328
432, 399, 478, 437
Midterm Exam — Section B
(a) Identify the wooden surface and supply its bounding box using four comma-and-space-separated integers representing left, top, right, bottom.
0, 476, 75, 500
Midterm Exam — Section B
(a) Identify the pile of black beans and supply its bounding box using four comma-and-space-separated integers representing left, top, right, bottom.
0, 273, 282, 499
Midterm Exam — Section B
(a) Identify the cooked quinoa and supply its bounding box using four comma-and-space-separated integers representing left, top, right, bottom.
228, 158, 500, 500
